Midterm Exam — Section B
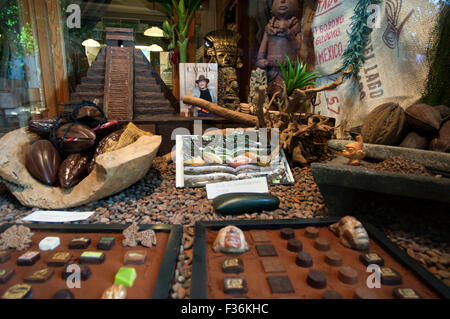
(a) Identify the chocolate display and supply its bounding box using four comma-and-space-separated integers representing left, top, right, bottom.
47, 252, 72, 267
28, 118, 67, 138
24, 267, 54, 283
307, 269, 327, 289
17, 251, 40, 266
58, 154, 89, 189
222, 258, 244, 274
87, 129, 123, 173
97, 236, 115, 250
380, 267, 403, 285
62, 264, 91, 281
2, 284, 33, 299
286, 238, 302, 252
0, 225, 34, 251
267, 276, 295, 294
79, 251, 105, 264
359, 252, 385, 266
25, 140, 61, 186
223, 277, 247, 295
393, 288, 422, 299
295, 252, 313, 268
56, 123, 96, 153
68, 237, 91, 249
0, 251, 10, 263
114, 267, 137, 287
213, 226, 249, 254
250, 231, 271, 243
329, 216, 370, 251
124, 251, 147, 265
102, 284, 127, 299
280, 228, 295, 240
325, 251, 342, 267
52, 289, 75, 299
38, 236, 60, 251
0, 268, 14, 284
337, 266, 358, 285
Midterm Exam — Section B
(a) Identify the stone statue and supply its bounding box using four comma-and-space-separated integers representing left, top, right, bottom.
256, 0, 302, 97
329, 216, 370, 251
342, 135, 366, 166
205, 30, 243, 111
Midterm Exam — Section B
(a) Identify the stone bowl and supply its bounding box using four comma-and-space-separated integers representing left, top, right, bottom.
0, 128, 162, 209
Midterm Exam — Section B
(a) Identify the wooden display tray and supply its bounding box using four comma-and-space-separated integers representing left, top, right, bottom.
0, 223, 182, 299
191, 219, 450, 299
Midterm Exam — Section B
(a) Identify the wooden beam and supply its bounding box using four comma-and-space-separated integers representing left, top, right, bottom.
46, 0, 69, 110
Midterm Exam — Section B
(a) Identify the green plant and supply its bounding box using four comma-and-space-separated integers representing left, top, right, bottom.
278, 56, 320, 97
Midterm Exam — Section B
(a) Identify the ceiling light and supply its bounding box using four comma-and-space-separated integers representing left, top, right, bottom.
144, 26, 164, 37
148, 44, 163, 52
82, 39, 101, 47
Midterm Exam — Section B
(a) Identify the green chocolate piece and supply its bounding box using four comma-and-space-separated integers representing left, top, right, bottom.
114, 267, 137, 287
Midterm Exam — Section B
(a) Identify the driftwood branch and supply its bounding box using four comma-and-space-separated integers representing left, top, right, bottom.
256, 86, 266, 129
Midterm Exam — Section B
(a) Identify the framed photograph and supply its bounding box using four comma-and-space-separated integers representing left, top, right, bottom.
179, 63, 218, 117
175, 130, 295, 188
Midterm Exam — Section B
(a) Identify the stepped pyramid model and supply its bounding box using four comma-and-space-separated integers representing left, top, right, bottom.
68, 27, 178, 120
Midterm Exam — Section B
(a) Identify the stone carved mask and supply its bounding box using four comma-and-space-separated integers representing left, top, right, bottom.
271, 0, 300, 19
205, 30, 242, 68
213, 225, 250, 253
329, 216, 370, 251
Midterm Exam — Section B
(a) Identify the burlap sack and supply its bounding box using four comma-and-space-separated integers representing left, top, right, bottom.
104, 122, 153, 153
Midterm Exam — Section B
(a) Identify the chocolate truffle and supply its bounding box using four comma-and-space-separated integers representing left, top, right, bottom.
24, 267, 54, 283
97, 237, 115, 250
359, 252, 384, 266
62, 264, 91, 281
267, 276, 295, 294
280, 228, 295, 240
307, 269, 327, 289
393, 288, 422, 299
1, 284, 33, 299
0, 251, 10, 264
322, 290, 343, 299
102, 284, 127, 299
314, 237, 330, 251
223, 277, 248, 295
295, 252, 313, 268
52, 289, 75, 299
68, 237, 91, 249
354, 287, 377, 299
261, 258, 286, 273
47, 252, 72, 267
0, 268, 15, 284
222, 258, 244, 274
338, 266, 358, 285
17, 251, 40, 266
380, 267, 402, 285
256, 244, 278, 257
325, 251, 342, 266
287, 238, 303, 252
124, 251, 147, 265
305, 226, 319, 238
79, 251, 105, 264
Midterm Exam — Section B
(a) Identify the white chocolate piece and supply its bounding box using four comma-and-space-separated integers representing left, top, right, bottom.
213, 226, 250, 254
38, 237, 60, 251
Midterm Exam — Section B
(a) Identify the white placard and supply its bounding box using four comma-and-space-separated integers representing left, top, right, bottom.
22, 211, 95, 223
206, 177, 269, 200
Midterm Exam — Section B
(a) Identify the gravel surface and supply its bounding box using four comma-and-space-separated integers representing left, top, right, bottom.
0, 156, 449, 298
365, 156, 434, 177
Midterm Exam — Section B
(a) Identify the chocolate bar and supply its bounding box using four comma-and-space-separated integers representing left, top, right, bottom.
17, 251, 40, 266
267, 276, 295, 294
24, 267, 54, 283
1, 284, 33, 299
359, 252, 385, 266
97, 237, 115, 250
261, 258, 285, 273
393, 288, 422, 299
222, 258, 244, 274
47, 252, 72, 267
79, 251, 105, 264
380, 267, 402, 285
0, 268, 14, 284
124, 251, 147, 265
256, 244, 278, 257
0, 251, 10, 264
68, 237, 91, 249
223, 277, 248, 295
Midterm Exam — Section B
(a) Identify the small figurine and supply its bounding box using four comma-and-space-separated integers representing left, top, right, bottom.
342, 135, 366, 166
329, 216, 370, 251
0, 225, 34, 251
213, 226, 250, 254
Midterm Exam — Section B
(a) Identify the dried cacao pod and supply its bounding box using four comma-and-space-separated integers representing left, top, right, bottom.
73, 106, 104, 128
430, 120, 450, 153
361, 103, 407, 145
58, 154, 89, 189
435, 105, 450, 119
25, 140, 61, 186
92, 121, 120, 139
28, 118, 68, 138
399, 132, 429, 150
87, 129, 124, 173
405, 104, 441, 134
56, 124, 96, 153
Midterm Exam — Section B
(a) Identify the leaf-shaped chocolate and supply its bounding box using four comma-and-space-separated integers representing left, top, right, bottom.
58, 153, 89, 189
25, 140, 61, 186
56, 124, 96, 153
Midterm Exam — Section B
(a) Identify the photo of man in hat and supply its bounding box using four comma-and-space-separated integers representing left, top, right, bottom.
192, 74, 217, 116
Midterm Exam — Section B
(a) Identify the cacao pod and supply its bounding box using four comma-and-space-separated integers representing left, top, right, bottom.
361, 103, 407, 145
87, 129, 124, 173
430, 120, 450, 153
435, 105, 450, 119
58, 153, 89, 189
405, 104, 441, 134
399, 132, 429, 150
92, 121, 120, 139
56, 123, 96, 153
28, 118, 68, 138
74, 106, 104, 127
25, 140, 61, 186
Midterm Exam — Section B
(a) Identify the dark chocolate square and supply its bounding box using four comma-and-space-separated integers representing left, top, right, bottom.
0, 251, 10, 264
1, 284, 33, 299
261, 258, 286, 273
24, 267, 54, 283
222, 258, 244, 274
0, 268, 15, 284
380, 267, 402, 285
223, 277, 248, 295
97, 237, 115, 250
68, 237, 91, 249
250, 231, 271, 243
62, 264, 91, 281
124, 251, 147, 265
256, 244, 278, 257
47, 252, 72, 267
17, 251, 40, 266
267, 275, 295, 294
79, 251, 105, 264
359, 252, 385, 266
